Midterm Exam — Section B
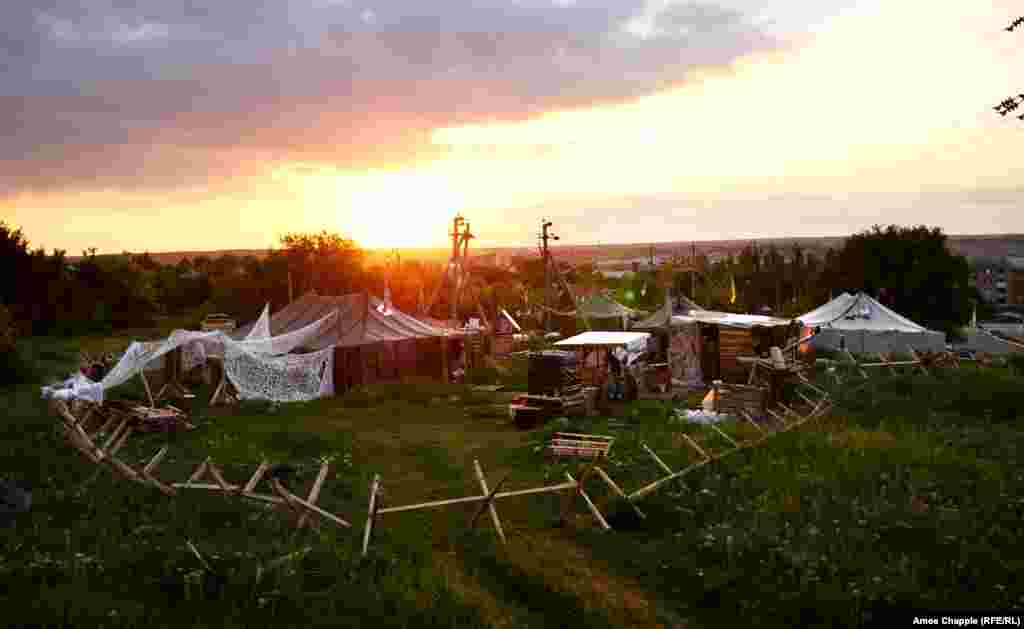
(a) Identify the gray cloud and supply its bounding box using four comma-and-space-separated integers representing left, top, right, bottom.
1, 0, 781, 198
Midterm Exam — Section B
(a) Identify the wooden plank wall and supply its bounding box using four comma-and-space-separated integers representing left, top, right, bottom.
718, 327, 754, 381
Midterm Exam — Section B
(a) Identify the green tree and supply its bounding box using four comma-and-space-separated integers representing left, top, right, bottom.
277, 231, 365, 297
836, 225, 971, 335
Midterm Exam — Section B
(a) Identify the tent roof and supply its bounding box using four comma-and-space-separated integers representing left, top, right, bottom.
633, 296, 706, 329
575, 294, 636, 319
554, 331, 650, 350
796, 292, 931, 333
235, 292, 453, 350
673, 310, 792, 329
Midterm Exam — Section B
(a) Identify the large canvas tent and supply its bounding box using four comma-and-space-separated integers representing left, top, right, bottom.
235, 292, 463, 393
796, 292, 946, 354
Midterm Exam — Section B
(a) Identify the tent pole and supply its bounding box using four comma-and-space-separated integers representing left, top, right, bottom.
440, 336, 449, 384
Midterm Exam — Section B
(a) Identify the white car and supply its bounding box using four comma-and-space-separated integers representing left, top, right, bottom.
979, 313, 1024, 338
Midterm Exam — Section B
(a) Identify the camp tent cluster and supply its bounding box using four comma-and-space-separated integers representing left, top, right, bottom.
42, 292, 476, 405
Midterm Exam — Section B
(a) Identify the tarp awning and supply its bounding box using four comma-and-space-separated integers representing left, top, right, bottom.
669, 311, 792, 329
554, 331, 651, 352
633, 296, 706, 329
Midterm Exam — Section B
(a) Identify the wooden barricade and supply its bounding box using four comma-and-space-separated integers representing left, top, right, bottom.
618, 384, 832, 506
361, 457, 614, 557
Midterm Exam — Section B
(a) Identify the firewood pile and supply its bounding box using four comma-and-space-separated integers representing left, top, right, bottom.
100, 400, 195, 433
711, 382, 767, 416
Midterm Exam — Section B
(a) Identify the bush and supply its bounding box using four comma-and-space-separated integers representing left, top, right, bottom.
1008, 353, 1024, 377
0, 305, 16, 354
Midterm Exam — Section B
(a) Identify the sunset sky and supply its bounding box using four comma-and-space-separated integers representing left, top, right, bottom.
3, 1, 1024, 253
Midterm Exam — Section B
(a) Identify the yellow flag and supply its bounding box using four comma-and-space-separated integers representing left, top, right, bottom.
730, 275, 737, 304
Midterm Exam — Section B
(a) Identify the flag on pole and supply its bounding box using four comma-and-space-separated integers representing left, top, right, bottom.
729, 275, 737, 305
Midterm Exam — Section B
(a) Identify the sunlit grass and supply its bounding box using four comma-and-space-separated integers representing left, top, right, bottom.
4, 334, 1023, 627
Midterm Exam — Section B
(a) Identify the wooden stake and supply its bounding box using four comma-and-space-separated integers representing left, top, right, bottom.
140, 446, 177, 496
908, 347, 930, 376
844, 349, 868, 379
362, 475, 381, 557
110, 456, 144, 482
109, 426, 134, 456
269, 479, 352, 528
377, 482, 578, 515
678, 432, 709, 461
207, 463, 236, 495
642, 443, 675, 477
139, 372, 156, 408
297, 462, 331, 530
741, 410, 765, 435
186, 458, 211, 486
643, 443, 687, 492
767, 408, 789, 426
707, 423, 739, 449
593, 466, 645, 520
90, 412, 119, 441
629, 458, 711, 502
470, 460, 507, 545
565, 472, 610, 531
244, 461, 270, 494
877, 352, 897, 376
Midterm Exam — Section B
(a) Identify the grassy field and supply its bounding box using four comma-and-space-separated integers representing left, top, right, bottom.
2, 335, 1022, 627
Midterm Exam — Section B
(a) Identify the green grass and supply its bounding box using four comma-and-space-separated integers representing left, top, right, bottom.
5, 334, 1024, 627
1, 336, 489, 629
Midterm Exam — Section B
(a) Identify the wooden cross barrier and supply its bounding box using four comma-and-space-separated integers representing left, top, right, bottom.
51, 400, 353, 530
361, 457, 612, 557
620, 389, 833, 506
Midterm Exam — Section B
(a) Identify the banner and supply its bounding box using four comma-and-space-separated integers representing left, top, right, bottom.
669, 322, 702, 387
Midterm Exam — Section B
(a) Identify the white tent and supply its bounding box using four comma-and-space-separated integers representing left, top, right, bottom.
952, 328, 1024, 356
797, 292, 946, 354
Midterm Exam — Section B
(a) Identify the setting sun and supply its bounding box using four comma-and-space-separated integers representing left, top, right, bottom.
333, 170, 465, 249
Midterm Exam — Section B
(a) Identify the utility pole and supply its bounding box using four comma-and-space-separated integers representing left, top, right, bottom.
539, 219, 559, 332
691, 242, 697, 301
449, 214, 465, 322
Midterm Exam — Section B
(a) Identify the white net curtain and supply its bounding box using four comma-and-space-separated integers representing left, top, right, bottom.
224, 343, 334, 403
42, 307, 338, 404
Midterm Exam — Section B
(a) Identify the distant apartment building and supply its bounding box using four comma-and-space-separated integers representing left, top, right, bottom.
975, 264, 1009, 306
1008, 257, 1024, 306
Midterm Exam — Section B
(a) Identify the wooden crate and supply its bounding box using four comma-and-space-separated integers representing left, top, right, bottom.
546, 433, 614, 458
712, 382, 766, 416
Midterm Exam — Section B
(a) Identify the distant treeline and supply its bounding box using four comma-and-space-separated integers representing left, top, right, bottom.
1, 221, 983, 341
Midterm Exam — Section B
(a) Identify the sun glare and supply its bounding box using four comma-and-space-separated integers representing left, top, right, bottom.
336, 170, 464, 249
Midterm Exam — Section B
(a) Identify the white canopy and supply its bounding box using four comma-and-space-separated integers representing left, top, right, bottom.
797, 292, 929, 333
554, 331, 651, 353
795, 292, 946, 353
